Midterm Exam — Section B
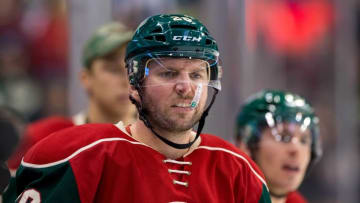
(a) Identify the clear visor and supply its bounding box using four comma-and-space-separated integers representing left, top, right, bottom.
133, 51, 222, 91
264, 112, 313, 146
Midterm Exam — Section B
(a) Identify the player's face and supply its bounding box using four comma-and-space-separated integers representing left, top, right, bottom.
254, 123, 311, 196
141, 58, 208, 132
82, 45, 135, 119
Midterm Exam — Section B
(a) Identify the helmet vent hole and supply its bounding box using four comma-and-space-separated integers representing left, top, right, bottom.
145, 36, 153, 41
151, 27, 162, 33
155, 35, 166, 42
205, 39, 213, 45
170, 24, 197, 30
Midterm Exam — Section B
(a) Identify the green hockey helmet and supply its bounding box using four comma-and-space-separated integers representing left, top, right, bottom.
125, 14, 222, 91
82, 22, 133, 68
235, 90, 322, 168
124, 14, 221, 150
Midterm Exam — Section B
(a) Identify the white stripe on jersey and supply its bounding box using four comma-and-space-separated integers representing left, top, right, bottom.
21, 137, 148, 169
22, 121, 268, 191
22, 122, 140, 168
197, 146, 269, 191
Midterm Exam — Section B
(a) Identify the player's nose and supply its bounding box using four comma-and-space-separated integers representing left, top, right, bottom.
175, 80, 193, 96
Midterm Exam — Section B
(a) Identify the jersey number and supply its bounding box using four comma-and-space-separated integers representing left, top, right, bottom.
18, 189, 41, 203
171, 16, 192, 22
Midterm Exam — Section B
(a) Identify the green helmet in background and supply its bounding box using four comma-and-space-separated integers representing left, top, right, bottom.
235, 89, 322, 170
125, 14, 221, 90
82, 22, 133, 68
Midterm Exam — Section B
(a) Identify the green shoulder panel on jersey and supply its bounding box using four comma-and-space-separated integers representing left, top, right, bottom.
259, 183, 271, 203
2, 176, 17, 202
3, 162, 81, 202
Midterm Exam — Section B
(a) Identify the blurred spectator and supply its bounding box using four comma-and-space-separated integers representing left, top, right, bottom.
0, 0, 69, 119
23, 0, 68, 79
0, 0, 68, 120
5, 21, 137, 176
22, 0, 69, 116
0, 0, 22, 28
0, 31, 43, 121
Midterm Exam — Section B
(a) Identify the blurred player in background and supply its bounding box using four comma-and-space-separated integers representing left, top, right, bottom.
2, 21, 137, 201
4, 14, 271, 202
235, 89, 322, 203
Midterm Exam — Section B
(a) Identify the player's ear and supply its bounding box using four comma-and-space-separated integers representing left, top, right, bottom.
129, 85, 140, 102
79, 68, 94, 96
79, 69, 90, 88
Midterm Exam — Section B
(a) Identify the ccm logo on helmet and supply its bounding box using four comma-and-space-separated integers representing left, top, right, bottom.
173, 36, 201, 42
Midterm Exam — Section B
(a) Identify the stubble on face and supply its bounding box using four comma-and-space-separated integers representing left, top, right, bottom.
141, 86, 205, 133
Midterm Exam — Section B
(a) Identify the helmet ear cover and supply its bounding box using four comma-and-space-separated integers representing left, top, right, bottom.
126, 56, 147, 87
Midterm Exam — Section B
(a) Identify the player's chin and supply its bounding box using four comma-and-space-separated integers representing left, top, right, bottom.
281, 179, 303, 192
176, 114, 201, 124
286, 184, 301, 193
183, 120, 200, 129
114, 98, 131, 105
171, 124, 194, 132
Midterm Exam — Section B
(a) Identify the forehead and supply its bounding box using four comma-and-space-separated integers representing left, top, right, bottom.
147, 57, 208, 71
101, 45, 127, 61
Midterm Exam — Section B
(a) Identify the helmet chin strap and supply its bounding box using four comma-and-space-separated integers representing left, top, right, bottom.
130, 84, 218, 149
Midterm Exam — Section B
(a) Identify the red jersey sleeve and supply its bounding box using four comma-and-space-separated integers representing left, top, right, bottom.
7, 116, 74, 171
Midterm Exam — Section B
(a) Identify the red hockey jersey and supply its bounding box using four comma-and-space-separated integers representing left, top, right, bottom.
6, 123, 271, 202
7, 114, 86, 172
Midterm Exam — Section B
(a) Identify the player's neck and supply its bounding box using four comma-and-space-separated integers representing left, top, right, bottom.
270, 195, 287, 203
130, 120, 200, 159
87, 103, 134, 125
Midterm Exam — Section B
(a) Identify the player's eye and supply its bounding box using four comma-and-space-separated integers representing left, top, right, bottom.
159, 70, 178, 78
279, 133, 292, 143
190, 69, 208, 81
299, 136, 312, 145
190, 72, 202, 80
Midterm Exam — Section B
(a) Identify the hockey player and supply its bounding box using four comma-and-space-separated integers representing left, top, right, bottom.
235, 89, 322, 203
4, 14, 271, 202
5, 21, 137, 173
2, 22, 137, 201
